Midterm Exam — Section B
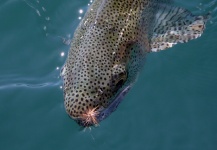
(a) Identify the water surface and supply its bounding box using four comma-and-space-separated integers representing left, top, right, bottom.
0, 0, 217, 150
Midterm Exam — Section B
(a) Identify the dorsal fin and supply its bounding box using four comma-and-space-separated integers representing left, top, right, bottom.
150, 4, 209, 52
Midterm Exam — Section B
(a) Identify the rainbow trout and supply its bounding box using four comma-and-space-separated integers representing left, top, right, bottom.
61, 0, 208, 127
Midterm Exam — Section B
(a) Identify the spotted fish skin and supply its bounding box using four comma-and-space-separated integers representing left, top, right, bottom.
61, 0, 208, 127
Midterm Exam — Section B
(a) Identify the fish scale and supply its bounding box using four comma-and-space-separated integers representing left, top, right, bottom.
61, 0, 208, 127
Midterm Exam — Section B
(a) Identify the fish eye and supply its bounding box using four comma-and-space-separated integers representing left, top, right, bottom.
115, 78, 125, 89
111, 64, 127, 92
113, 72, 127, 91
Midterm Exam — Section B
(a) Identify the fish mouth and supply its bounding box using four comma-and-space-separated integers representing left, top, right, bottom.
97, 85, 131, 122
76, 85, 131, 127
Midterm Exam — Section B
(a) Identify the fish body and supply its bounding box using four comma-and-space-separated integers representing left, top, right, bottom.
61, 0, 208, 127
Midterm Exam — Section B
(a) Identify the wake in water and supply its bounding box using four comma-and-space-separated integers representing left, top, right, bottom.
23, 0, 50, 34
23, 0, 90, 45
0, 0, 92, 90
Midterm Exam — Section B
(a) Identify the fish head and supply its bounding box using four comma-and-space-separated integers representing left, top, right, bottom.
61, 55, 136, 127
61, 0, 146, 127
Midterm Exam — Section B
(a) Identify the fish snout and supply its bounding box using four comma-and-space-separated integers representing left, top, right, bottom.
64, 91, 102, 127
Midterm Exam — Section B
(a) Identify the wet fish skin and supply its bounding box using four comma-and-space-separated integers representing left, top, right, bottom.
61, 0, 208, 127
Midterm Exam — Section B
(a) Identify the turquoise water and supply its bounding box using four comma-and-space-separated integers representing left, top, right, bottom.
0, 0, 217, 150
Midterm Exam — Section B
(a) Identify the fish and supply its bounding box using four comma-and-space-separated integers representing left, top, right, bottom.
61, 0, 209, 127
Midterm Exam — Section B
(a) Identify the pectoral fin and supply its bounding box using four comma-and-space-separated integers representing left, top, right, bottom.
151, 5, 209, 52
